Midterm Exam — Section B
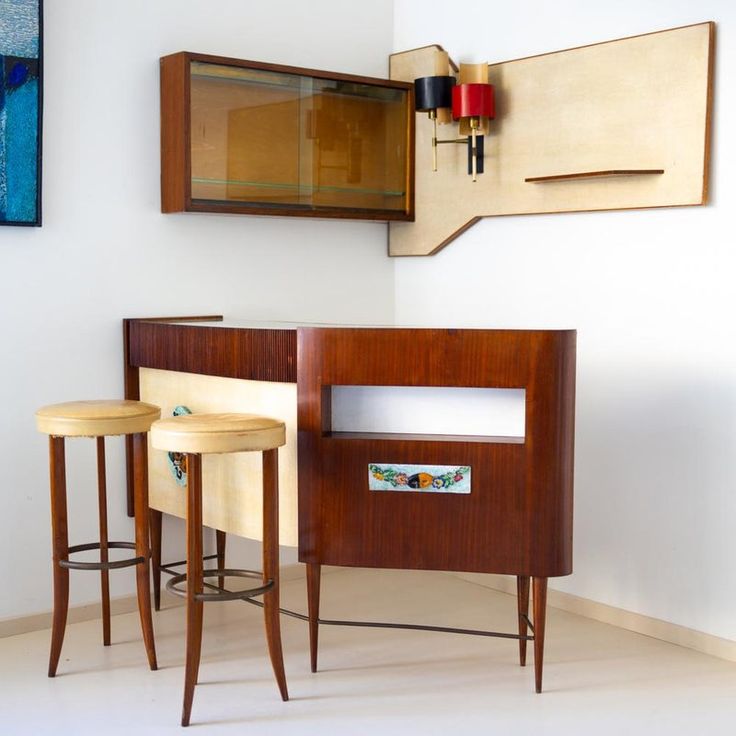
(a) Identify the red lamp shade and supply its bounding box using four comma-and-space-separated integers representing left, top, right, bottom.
452, 83, 495, 120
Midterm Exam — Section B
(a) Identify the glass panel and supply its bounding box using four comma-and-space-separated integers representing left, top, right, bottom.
189, 61, 408, 212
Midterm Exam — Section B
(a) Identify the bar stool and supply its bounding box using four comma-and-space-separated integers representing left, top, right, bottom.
150, 412, 289, 727
35, 399, 160, 676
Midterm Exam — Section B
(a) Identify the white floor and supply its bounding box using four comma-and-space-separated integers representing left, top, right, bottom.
1, 568, 735, 735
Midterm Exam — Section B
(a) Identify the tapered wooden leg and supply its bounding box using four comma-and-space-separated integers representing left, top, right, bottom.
96, 437, 111, 646
150, 509, 162, 611
125, 433, 135, 518
132, 432, 157, 671
48, 436, 69, 677
533, 576, 548, 693
182, 454, 204, 727
307, 563, 321, 673
262, 448, 288, 701
216, 529, 226, 591
517, 575, 530, 667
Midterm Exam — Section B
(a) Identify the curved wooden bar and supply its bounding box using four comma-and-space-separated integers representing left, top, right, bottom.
124, 317, 576, 693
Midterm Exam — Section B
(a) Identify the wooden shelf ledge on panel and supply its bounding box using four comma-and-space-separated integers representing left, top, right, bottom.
525, 169, 665, 183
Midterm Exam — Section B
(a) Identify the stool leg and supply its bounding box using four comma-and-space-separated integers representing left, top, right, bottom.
533, 576, 548, 693
132, 432, 157, 671
48, 436, 69, 677
517, 575, 530, 666
307, 563, 321, 673
182, 453, 204, 728
96, 437, 111, 646
150, 509, 162, 611
262, 448, 288, 701
216, 529, 226, 591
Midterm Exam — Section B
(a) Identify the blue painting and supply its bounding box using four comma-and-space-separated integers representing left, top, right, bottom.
0, 0, 41, 226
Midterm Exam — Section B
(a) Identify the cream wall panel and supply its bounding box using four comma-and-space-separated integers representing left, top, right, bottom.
140, 369, 298, 546
390, 23, 713, 256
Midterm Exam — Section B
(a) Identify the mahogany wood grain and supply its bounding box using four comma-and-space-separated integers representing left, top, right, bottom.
178, 51, 417, 90
127, 321, 297, 384
263, 448, 289, 701
182, 453, 204, 728
517, 575, 530, 666
133, 432, 158, 671
175, 445, 287, 726
123, 316, 223, 517
160, 54, 190, 213
186, 201, 412, 221
307, 563, 321, 673
298, 328, 574, 691
48, 436, 69, 678
96, 437, 111, 646
123, 319, 140, 517
125, 319, 575, 693
297, 328, 576, 577
150, 509, 162, 611
533, 577, 548, 693
46, 427, 158, 676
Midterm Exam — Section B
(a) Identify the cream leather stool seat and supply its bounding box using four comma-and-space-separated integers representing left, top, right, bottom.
150, 412, 285, 454
36, 399, 161, 437
35, 399, 160, 677
150, 412, 288, 727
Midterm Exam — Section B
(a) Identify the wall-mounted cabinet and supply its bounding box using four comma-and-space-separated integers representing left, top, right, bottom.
160, 52, 414, 221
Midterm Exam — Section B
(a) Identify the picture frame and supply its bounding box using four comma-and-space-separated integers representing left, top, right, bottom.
0, 0, 43, 226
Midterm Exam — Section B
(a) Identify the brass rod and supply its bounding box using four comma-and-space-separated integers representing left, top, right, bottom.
472, 127, 477, 182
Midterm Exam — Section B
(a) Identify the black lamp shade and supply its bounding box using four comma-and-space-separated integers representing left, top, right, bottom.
414, 75, 456, 112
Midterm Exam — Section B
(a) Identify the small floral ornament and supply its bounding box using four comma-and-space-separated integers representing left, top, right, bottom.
432, 468, 469, 489
167, 405, 192, 487
369, 464, 470, 491
369, 464, 397, 485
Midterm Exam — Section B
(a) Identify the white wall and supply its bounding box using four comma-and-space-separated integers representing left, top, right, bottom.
4, 0, 733, 647
0, 0, 395, 621
393, 0, 736, 640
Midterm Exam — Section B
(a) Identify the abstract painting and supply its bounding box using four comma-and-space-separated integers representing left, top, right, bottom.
0, 0, 41, 226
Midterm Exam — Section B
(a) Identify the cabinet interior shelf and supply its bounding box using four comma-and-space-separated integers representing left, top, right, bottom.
191, 177, 405, 197
525, 169, 665, 183
323, 431, 525, 444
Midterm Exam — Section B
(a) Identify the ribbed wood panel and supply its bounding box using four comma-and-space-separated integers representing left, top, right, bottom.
128, 321, 297, 383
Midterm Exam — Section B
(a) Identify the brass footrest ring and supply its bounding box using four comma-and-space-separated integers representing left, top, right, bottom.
166, 568, 274, 602
59, 542, 145, 571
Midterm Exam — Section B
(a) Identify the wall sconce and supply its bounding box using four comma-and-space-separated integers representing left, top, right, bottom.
414, 75, 455, 172
414, 62, 495, 182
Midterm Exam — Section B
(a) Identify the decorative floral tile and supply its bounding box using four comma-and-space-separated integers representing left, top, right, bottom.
166, 405, 192, 486
368, 463, 471, 494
